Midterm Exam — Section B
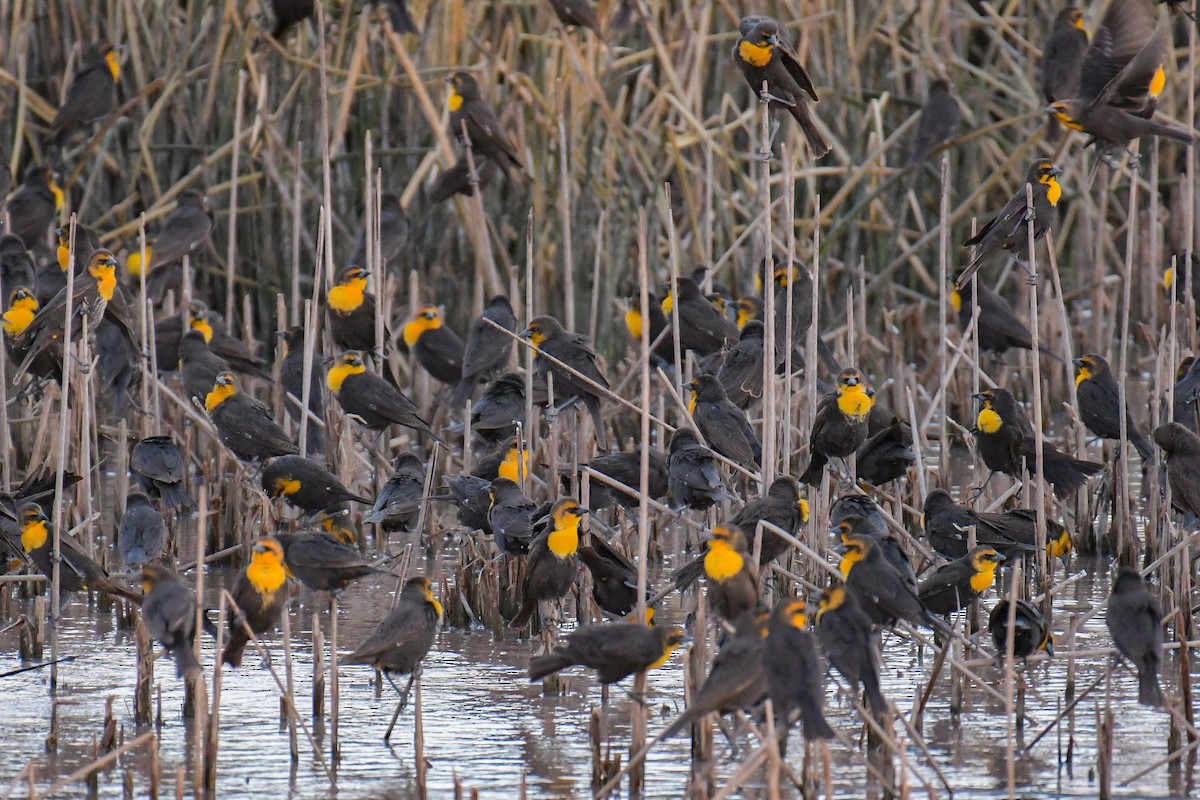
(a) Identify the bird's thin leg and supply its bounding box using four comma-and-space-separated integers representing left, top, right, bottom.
968, 471, 996, 502
383, 670, 418, 741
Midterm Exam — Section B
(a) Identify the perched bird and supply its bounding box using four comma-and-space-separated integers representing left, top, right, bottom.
374, 0, 420, 35
771, 264, 814, 368
473, 436, 530, 483
622, 292, 674, 368
957, 160, 1063, 287
522, 315, 610, 449
1074, 354, 1153, 460
49, 41, 121, 146
266, 0, 315, 39
365, 453, 425, 532
1040, 7, 1089, 141
989, 599, 1054, 659
950, 272, 1036, 358
687, 374, 761, 466
126, 190, 214, 289
326, 351, 442, 441
179, 328, 231, 402
261, 455, 371, 514
829, 494, 888, 532
0, 235, 37, 292
528, 622, 684, 684
469, 372, 525, 443
509, 497, 586, 629
5, 166, 62, 249
816, 585, 887, 716
403, 305, 464, 385
917, 546, 1006, 616
349, 192, 409, 268
731, 477, 808, 565
140, 565, 201, 678
131, 436, 190, 509
666, 276, 739, 357
546, 0, 604, 37
451, 295, 518, 409
735, 296, 763, 330
45, 223, 102, 300
855, 415, 915, 486
205, 372, 299, 461
274, 531, 387, 593
277, 327, 324, 450
909, 78, 961, 163
222, 537, 288, 667
1174, 356, 1200, 432
118, 492, 166, 568
673, 524, 758, 622
345, 576, 442, 716
837, 532, 949, 635
441, 474, 494, 533
732, 16, 829, 158
326, 266, 381, 353
1047, 0, 1192, 164
487, 477, 537, 554
662, 610, 768, 738
717, 319, 765, 408
973, 387, 1103, 499
187, 302, 269, 378
801, 368, 875, 486
573, 447, 669, 511
428, 158, 499, 204
666, 428, 727, 511
1106, 569, 1164, 707
447, 72, 522, 174
921, 488, 1068, 560
19, 502, 141, 603
1152, 423, 1200, 526
578, 535, 640, 617
2, 287, 60, 381
765, 599, 835, 747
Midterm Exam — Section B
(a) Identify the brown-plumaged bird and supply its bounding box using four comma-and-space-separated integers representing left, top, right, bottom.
731, 477, 809, 565
578, 535, 641, 617
0, 236, 37, 297
716, 319, 765, 408
179, 328, 231, 402
687, 374, 761, 467
451, 295, 518, 409
770, 264, 814, 368
1106, 568, 1164, 707
733, 16, 829, 158
222, 538, 288, 667
529, 622, 684, 684
546, 0, 604, 36
49, 41, 121, 146
765, 599, 835, 747
666, 428, 728, 511
487, 477, 537, 555
837, 532, 949, 636
364, 453, 425, 532
509, 498, 586, 629
132, 435, 190, 509
469, 372, 525, 443
917, 545, 1006, 616
266, 0, 315, 39
118, 492, 165, 568
973, 387, 1103, 499
141, 565, 201, 679
274, 531, 388, 593
326, 266, 382, 353
41, 224, 102, 303
957, 160, 1063, 287
20, 502, 142, 603
205, 371, 299, 461
1074, 354, 1153, 459
125, 190, 213, 279
5, 166, 62, 249
1152, 422, 1200, 526
950, 271, 1034, 357
921, 488, 1068, 561
326, 351, 442, 442
817, 585, 887, 716
856, 415, 915, 486
403, 305, 465, 385
278, 327, 325, 450
522, 315, 610, 449
261, 455, 371, 514
447, 72, 522, 174
698, 525, 760, 622
910, 78, 961, 163
349, 192, 409, 268
573, 447, 669, 512
801, 368, 875, 485
667, 276, 739, 357
1040, 7, 1089, 140
990, 599, 1054, 660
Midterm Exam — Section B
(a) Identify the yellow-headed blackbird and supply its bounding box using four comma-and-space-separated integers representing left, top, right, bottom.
1047, 0, 1192, 163
832, 515, 920, 593
275, 530, 387, 593
118, 492, 165, 568
442, 474, 493, 533
575, 447, 669, 511
41, 224, 102, 302
261, 455, 371, 514
126, 190, 214, 291
973, 387, 1103, 498
3, 286, 61, 382
765, 599, 834, 745
909, 78, 961, 163
346, 577, 441, 710
816, 585, 887, 716
1164, 253, 1200, 309
547, 0, 603, 36
15, 249, 136, 379
1040, 7, 1089, 140
278, 327, 325, 450
365, 452, 424, 532
801, 368, 875, 485
132, 435, 191, 509
666, 428, 728, 510
716, 319, 764, 409
205, 371, 299, 460
266, 0, 315, 39
1175, 356, 1200, 432
529, 622, 683, 684
326, 266, 381, 353
771, 264, 813, 367
326, 350, 442, 442
1074, 354, 1153, 459
735, 296, 763, 329
473, 436, 530, 483
950, 271, 1035, 357
447, 72, 522, 174
662, 609, 767, 738
403, 305, 464, 385
488, 477, 537, 554
428, 158, 499, 204
141, 565, 201, 678
667, 276, 738, 356
989, 599, 1054, 659
470, 372, 525, 443
96, 318, 140, 411
316, 507, 359, 546
838, 532, 949, 635
1152, 422, 1200, 525
829, 493, 887, 530
49, 41, 120, 146
687, 374, 761, 467
6, 166, 62, 249
180, 328, 231, 402
510, 498, 586, 629
855, 415, 914, 486
20, 502, 142, 603
917, 545, 1006, 615
579, 534, 640, 616
733, 16, 829, 158
451, 295, 518, 408
222, 537, 288, 667
1106, 568, 1164, 707
732, 476, 808, 565
349, 192, 409, 268
0, 235, 36, 292
697, 524, 759, 622
921, 488, 1067, 560
623, 293, 674, 368
188, 302, 269, 377
957, 160, 1063, 286
522, 315, 610, 449
375, 0, 420, 35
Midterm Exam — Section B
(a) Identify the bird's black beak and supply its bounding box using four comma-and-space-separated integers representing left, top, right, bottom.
1048, 166, 1063, 177
1072, 357, 1085, 368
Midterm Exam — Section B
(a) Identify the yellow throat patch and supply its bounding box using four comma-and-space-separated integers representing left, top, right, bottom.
837, 385, 874, 421
328, 277, 367, 314
738, 40, 774, 68
21, 518, 49, 553
247, 550, 287, 596
448, 90, 463, 113
1075, 365, 1092, 389
205, 381, 236, 413
976, 406, 1002, 434
106, 49, 121, 82
624, 308, 643, 341
326, 359, 365, 393
704, 541, 744, 582
498, 446, 529, 483
1041, 174, 1062, 206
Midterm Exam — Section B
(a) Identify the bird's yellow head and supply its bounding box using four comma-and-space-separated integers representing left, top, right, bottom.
704, 525, 746, 582
99, 41, 121, 81
1149, 65, 1166, 100
326, 350, 367, 393
660, 291, 674, 315
521, 319, 548, 347
736, 297, 759, 329
19, 504, 49, 553
55, 228, 72, 272
1047, 101, 1082, 132
87, 249, 119, 301
835, 368, 875, 420
548, 498, 586, 558
738, 24, 777, 68
328, 266, 369, 313
3, 287, 38, 336
780, 598, 809, 630
816, 585, 846, 622
498, 438, 529, 482
403, 305, 443, 348
650, 627, 686, 669
205, 371, 238, 412
320, 513, 357, 546
415, 576, 444, 624
969, 546, 1005, 592
1068, 8, 1085, 30
834, 531, 870, 578
1048, 527, 1073, 561
1073, 355, 1097, 388
1033, 160, 1064, 206
707, 293, 727, 317
47, 170, 64, 210
975, 389, 1002, 433
624, 304, 644, 341
247, 538, 287, 595
447, 72, 478, 113
797, 496, 810, 524
139, 564, 172, 595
